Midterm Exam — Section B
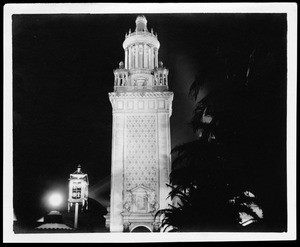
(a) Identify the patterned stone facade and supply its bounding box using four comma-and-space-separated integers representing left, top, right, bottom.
125, 115, 157, 191
106, 16, 173, 232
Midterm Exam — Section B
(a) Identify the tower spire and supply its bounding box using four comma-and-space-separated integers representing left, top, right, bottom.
135, 15, 148, 32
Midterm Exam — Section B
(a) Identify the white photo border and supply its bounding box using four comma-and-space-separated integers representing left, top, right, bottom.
3, 2, 297, 243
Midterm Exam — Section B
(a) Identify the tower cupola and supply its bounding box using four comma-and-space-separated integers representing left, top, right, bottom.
114, 15, 168, 93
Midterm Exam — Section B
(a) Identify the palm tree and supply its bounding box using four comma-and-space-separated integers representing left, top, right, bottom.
156, 47, 266, 232
156, 14, 287, 232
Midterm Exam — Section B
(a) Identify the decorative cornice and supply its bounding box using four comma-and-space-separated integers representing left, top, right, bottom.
123, 33, 160, 50
129, 68, 153, 75
109, 91, 173, 99
114, 68, 129, 74
126, 30, 157, 39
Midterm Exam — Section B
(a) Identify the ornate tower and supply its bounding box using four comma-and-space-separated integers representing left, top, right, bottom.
107, 15, 173, 232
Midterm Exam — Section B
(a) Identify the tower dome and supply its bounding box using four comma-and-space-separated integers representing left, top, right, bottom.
135, 15, 148, 32
123, 16, 160, 51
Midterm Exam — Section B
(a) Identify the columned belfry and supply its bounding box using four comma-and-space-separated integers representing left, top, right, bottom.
106, 15, 173, 232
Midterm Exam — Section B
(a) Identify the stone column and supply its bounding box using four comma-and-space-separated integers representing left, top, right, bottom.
125, 49, 128, 69
155, 48, 158, 68
166, 73, 168, 86
150, 46, 154, 69
143, 44, 147, 68
114, 73, 117, 86
152, 47, 155, 69
116, 73, 119, 86
148, 46, 151, 69
128, 46, 132, 69
135, 45, 138, 68
139, 44, 142, 68
132, 46, 135, 68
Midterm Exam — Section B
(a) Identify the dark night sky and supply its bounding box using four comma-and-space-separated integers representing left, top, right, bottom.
12, 13, 287, 224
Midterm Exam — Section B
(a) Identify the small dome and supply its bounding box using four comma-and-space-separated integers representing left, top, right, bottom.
135, 15, 148, 32
48, 211, 61, 216
44, 211, 63, 224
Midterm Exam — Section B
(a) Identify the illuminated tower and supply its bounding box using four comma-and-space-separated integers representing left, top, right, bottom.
106, 15, 173, 232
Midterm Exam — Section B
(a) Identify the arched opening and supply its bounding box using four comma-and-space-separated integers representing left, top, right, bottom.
131, 226, 152, 232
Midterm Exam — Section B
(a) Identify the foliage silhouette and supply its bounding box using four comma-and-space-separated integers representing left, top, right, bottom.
156, 33, 286, 231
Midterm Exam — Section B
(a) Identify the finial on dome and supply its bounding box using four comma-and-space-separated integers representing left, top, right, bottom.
135, 15, 148, 32
75, 164, 82, 173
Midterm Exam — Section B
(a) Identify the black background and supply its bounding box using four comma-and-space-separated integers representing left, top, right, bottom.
12, 13, 287, 229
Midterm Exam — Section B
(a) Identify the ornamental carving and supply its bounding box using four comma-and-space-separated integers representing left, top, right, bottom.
123, 191, 133, 212
123, 185, 158, 214
147, 191, 159, 213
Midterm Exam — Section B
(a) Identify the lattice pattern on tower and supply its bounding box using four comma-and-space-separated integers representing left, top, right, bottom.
125, 115, 157, 190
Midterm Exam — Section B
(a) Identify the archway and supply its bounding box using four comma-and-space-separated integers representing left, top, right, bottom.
131, 226, 152, 232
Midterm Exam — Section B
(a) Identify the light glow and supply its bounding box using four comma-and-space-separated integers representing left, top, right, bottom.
48, 193, 63, 208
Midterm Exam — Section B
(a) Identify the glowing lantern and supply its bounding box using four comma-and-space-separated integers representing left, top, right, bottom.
68, 164, 89, 212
